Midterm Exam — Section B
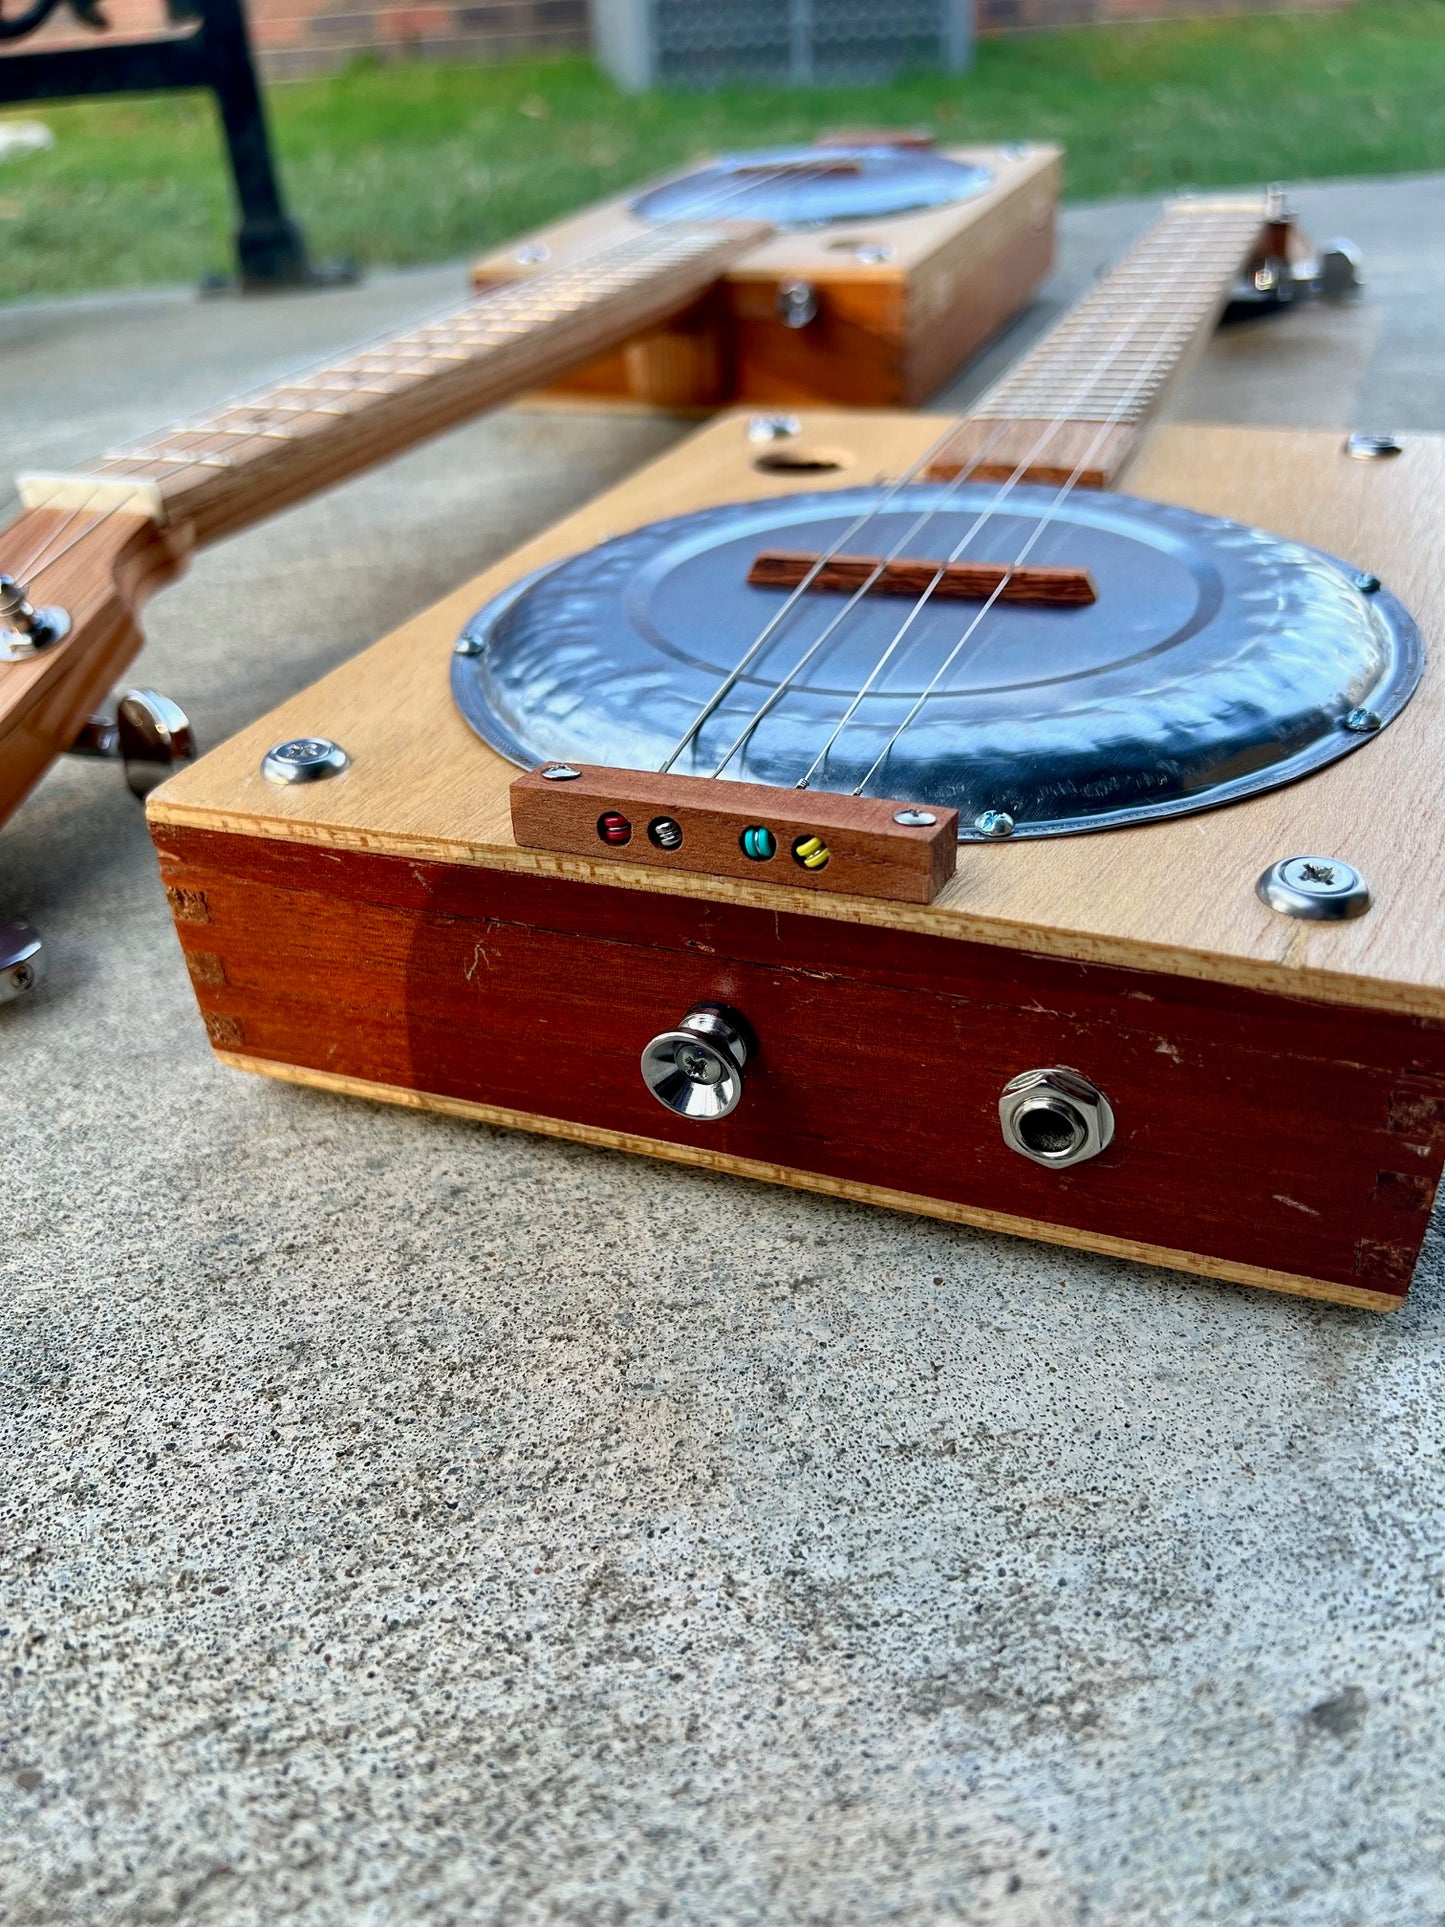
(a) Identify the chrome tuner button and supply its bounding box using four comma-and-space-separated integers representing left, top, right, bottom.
1000, 1068, 1114, 1169
66, 690, 196, 798
262, 736, 350, 785
0, 921, 44, 1004
640, 1003, 754, 1122
1318, 238, 1363, 300
0, 572, 70, 663
116, 690, 197, 798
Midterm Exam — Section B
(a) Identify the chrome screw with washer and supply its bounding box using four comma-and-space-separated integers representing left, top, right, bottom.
1257, 856, 1372, 921
747, 414, 802, 444
775, 282, 819, 330
1343, 432, 1402, 461
261, 737, 350, 785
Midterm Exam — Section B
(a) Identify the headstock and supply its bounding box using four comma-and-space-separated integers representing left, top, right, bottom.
0, 502, 193, 831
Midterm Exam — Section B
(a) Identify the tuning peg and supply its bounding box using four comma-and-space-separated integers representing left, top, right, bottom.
66, 689, 197, 799
1316, 238, 1363, 300
0, 573, 71, 662
0, 921, 43, 1004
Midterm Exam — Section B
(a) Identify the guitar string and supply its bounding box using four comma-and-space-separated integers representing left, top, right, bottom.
86, 149, 858, 470
848, 258, 1240, 799
4, 483, 113, 586
1, 149, 860, 593
656, 408, 1023, 773
4, 170, 1222, 599
658, 201, 1247, 777
699, 212, 1238, 783
789, 218, 1238, 789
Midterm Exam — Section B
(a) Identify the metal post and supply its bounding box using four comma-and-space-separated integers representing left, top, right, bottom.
185, 0, 311, 286
0, 0, 341, 290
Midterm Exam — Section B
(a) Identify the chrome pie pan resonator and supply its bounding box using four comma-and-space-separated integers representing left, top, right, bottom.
452, 484, 1422, 841
629, 144, 995, 231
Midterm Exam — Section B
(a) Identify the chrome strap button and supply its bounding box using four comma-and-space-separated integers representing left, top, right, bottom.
641, 1004, 754, 1122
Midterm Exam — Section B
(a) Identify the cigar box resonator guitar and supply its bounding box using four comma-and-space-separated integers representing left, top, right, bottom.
141, 192, 1443, 1314
472, 133, 1062, 408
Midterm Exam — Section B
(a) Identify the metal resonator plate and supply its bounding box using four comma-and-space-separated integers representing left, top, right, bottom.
631, 145, 995, 230
452, 484, 1422, 840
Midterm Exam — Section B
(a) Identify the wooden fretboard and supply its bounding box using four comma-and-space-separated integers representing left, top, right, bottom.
19, 223, 765, 549
926, 197, 1269, 488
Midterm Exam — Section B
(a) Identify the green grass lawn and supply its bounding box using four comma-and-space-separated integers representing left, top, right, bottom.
0, 0, 1441, 300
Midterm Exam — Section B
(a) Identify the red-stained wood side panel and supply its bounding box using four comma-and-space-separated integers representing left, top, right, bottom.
151, 826, 1445, 1299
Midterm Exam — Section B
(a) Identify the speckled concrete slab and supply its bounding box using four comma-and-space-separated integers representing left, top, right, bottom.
3, 176, 1444, 1926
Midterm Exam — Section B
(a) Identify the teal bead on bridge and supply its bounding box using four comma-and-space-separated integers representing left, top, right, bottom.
741, 825, 777, 861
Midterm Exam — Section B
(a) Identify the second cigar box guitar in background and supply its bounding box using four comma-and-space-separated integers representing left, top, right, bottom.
142, 191, 1443, 1315
472, 132, 1063, 408
2, 129, 1071, 991
471, 135, 1357, 410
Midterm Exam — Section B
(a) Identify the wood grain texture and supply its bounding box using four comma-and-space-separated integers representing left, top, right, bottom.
94, 224, 768, 550
0, 222, 771, 834
747, 549, 1098, 605
0, 507, 190, 825
147, 414, 1445, 1025
510, 763, 958, 903
152, 823, 1445, 1308
214, 1057, 1406, 1313
471, 144, 1061, 409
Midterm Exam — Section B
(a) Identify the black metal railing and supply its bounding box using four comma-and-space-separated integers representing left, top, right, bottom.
0, 0, 336, 289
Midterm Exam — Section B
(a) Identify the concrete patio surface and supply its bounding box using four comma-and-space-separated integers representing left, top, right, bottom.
2, 173, 1445, 1924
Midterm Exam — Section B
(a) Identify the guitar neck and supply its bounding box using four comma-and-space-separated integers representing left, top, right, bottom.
926, 196, 1271, 488
18, 221, 765, 550
0, 218, 766, 832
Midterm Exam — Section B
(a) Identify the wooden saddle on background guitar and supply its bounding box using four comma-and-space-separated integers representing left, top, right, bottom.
137, 191, 1441, 1314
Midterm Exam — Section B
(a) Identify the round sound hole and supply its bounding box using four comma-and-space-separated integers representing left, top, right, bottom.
751, 448, 850, 475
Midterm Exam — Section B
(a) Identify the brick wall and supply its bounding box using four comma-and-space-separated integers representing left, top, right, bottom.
1, 0, 1350, 80
253, 0, 587, 77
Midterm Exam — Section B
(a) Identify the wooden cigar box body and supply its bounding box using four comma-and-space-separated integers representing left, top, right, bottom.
148, 412, 1445, 1311
470, 145, 1061, 408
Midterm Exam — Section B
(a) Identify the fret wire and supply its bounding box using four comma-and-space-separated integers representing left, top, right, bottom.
89, 221, 740, 484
